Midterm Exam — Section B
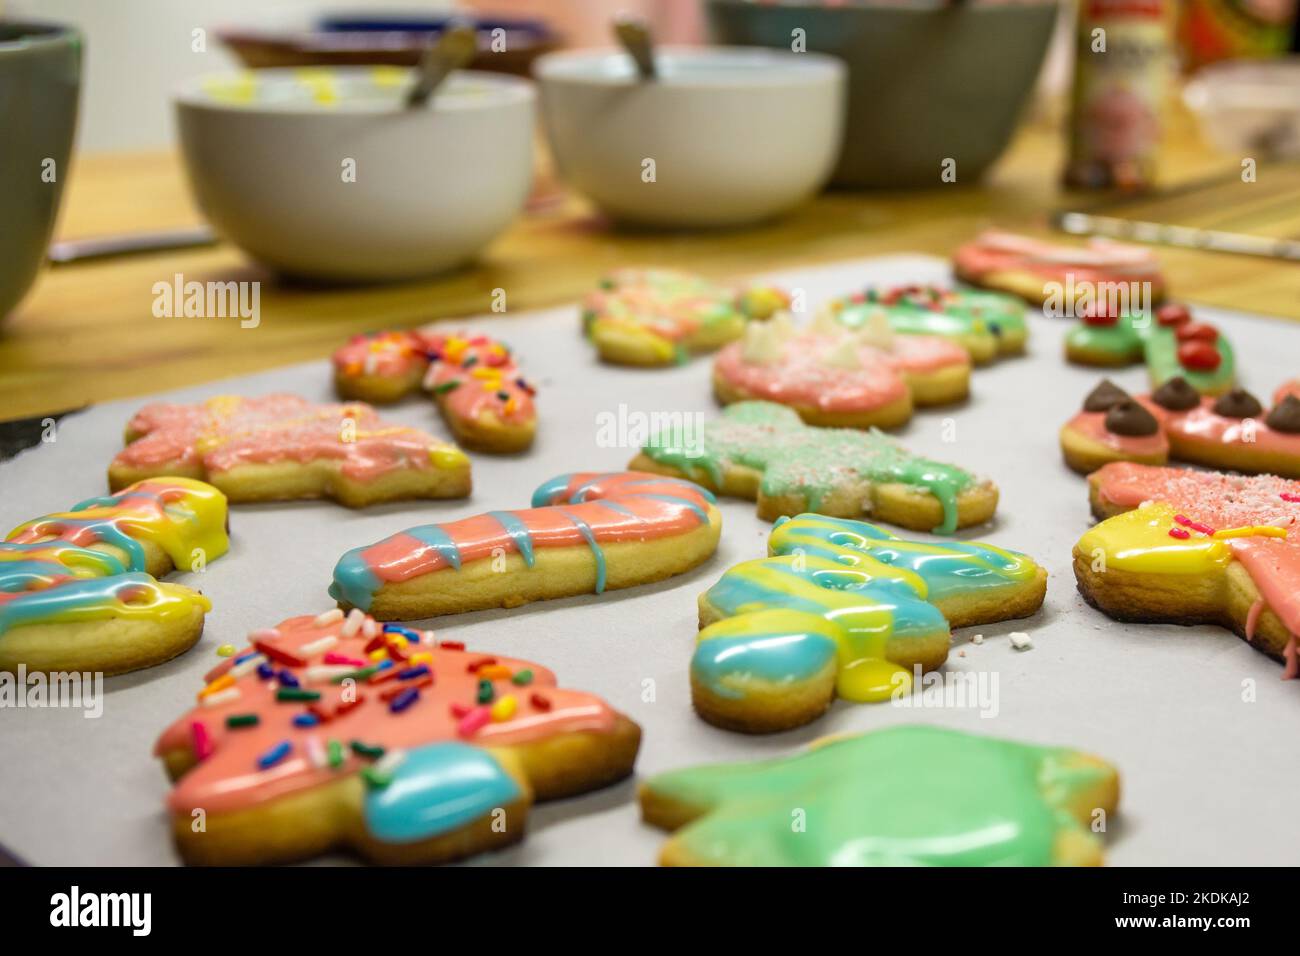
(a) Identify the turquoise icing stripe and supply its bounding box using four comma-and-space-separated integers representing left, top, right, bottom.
692, 631, 838, 700
488, 511, 535, 567
407, 525, 462, 571
596, 500, 638, 519
1, 542, 127, 578
623, 476, 717, 503
328, 546, 381, 610
363, 743, 521, 843
530, 473, 576, 507
21, 516, 148, 571
0, 572, 159, 635
568, 472, 623, 503
561, 510, 607, 593
639, 493, 709, 524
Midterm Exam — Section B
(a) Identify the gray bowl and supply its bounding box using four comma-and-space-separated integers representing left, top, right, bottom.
707, 0, 1058, 188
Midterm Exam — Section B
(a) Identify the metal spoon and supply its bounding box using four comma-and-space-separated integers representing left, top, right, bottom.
406, 23, 479, 109
613, 16, 656, 81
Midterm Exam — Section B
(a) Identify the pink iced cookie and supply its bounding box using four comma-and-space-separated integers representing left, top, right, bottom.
110, 393, 470, 508
711, 313, 970, 429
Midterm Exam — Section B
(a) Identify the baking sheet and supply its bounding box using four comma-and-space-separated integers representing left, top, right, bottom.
2, 254, 1299, 867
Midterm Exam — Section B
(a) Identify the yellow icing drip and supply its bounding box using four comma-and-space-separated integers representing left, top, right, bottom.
1213, 526, 1287, 540
1078, 503, 1232, 573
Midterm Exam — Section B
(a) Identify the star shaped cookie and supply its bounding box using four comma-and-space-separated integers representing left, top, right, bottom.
640, 726, 1120, 866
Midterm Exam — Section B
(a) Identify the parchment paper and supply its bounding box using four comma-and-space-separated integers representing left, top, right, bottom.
2, 255, 1298, 866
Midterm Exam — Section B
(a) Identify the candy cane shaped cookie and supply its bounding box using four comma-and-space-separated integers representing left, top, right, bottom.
109, 393, 471, 507
155, 611, 640, 864
0, 478, 229, 675
582, 268, 788, 367
953, 229, 1166, 307
333, 330, 537, 452
331, 472, 722, 620
692, 514, 1046, 733
712, 311, 971, 430
1076, 462, 1300, 673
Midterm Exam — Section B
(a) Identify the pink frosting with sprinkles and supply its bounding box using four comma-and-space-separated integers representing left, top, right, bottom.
1092, 462, 1300, 644
713, 331, 966, 413
116, 393, 459, 482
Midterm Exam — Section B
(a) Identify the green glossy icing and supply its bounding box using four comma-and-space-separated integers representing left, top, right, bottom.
1066, 313, 1234, 393
836, 286, 1026, 346
646, 725, 1112, 866
640, 402, 974, 534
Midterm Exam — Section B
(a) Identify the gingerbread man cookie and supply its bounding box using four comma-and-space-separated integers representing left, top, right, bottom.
1076, 462, 1300, 673
333, 330, 537, 453
0, 478, 228, 676
953, 229, 1166, 307
712, 311, 971, 430
331, 471, 721, 620
156, 610, 640, 864
827, 284, 1028, 364
582, 268, 788, 367
640, 726, 1120, 866
692, 514, 1046, 732
1061, 378, 1300, 478
110, 393, 471, 507
630, 401, 997, 534
1065, 302, 1235, 395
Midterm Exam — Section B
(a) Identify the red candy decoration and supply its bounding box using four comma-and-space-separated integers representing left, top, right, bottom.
1081, 304, 1119, 327
1155, 303, 1191, 327
1175, 322, 1218, 343
1177, 341, 1221, 371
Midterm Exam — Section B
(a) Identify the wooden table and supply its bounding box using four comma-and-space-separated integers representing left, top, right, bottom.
2, 105, 1295, 421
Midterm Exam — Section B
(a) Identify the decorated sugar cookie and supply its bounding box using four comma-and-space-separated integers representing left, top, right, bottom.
155, 610, 640, 864
110, 393, 470, 507
712, 311, 971, 430
827, 284, 1028, 364
331, 471, 721, 620
1061, 377, 1300, 478
640, 726, 1120, 866
333, 330, 537, 453
953, 229, 1166, 307
692, 514, 1046, 732
1076, 462, 1300, 672
582, 268, 788, 367
1065, 302, 1235, 395
0, 478, 228, 676
630, 401, 995, 534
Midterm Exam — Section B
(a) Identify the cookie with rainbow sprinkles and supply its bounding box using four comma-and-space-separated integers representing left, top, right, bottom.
692, 513, 1046, 733
582, 267, 787, 367
0, 478, 228, 676
640, 726, 1120, 866
156, 609, 640, 865
109, 393, 470, 508
631, 400, 997, 534
331, 471, 721, 621
1076, 462, 1300, 672
333, 329, 537, 453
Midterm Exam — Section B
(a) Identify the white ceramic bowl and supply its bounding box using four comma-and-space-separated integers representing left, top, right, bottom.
1184, 57, 1300, 160
535, 47, 845, 228
175, 68, 535, 282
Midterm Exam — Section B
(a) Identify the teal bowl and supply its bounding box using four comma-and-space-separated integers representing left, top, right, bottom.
706, 0, 1058, 188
